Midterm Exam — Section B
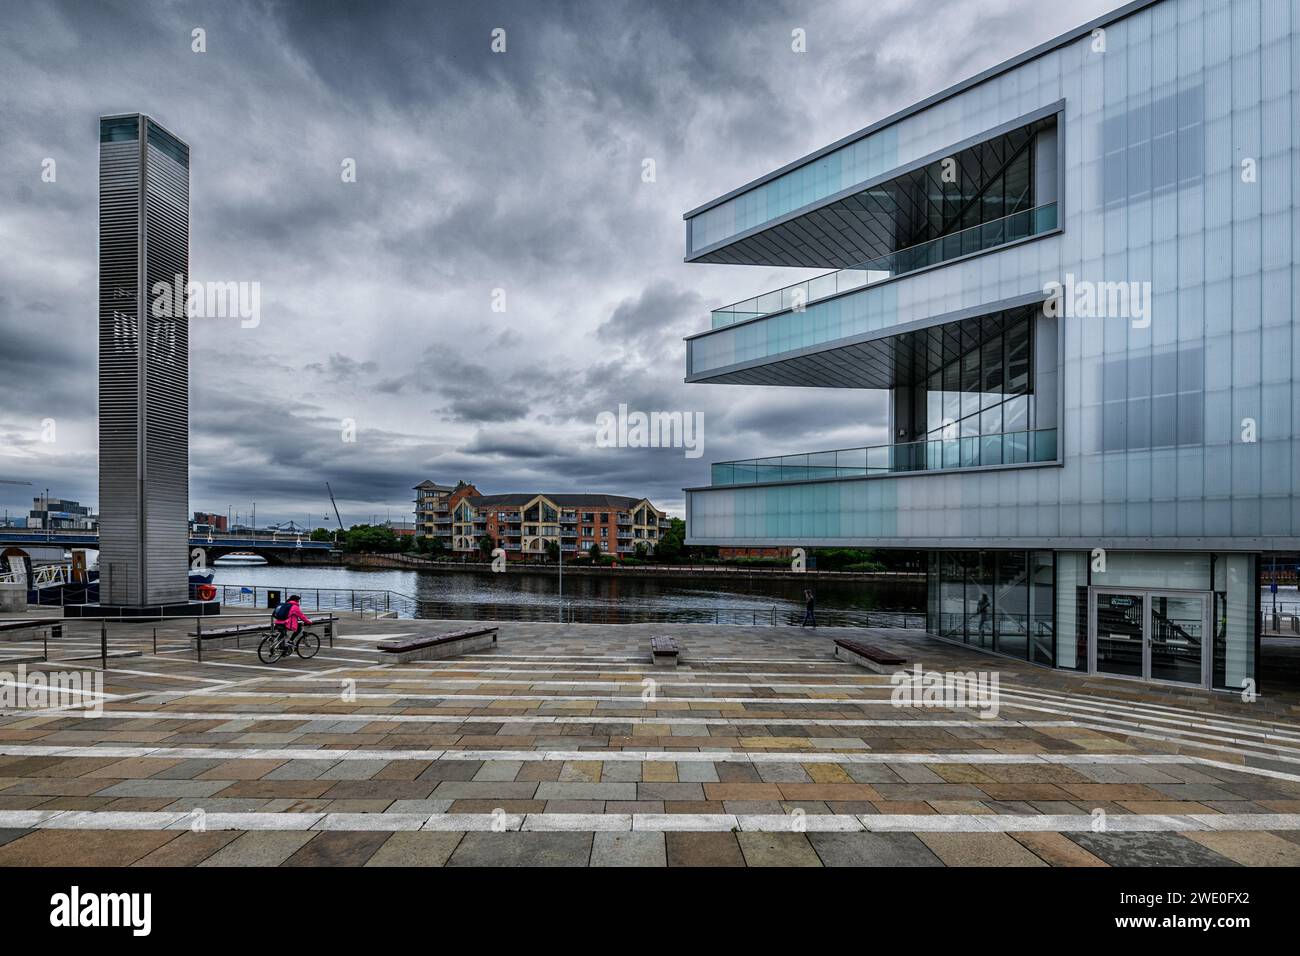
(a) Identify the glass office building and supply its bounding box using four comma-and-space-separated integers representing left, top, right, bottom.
682, 0, 1289, 691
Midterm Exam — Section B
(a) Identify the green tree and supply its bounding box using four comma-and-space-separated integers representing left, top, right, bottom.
588, 542, 602, 562
477, 534, 495, 559
310, 527, 334, 543
342, 524, 399, 553
655, 517, 686, 561
545, 540, 560, 562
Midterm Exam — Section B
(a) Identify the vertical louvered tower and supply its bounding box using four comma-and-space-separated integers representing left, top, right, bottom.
98, 114, 190, 608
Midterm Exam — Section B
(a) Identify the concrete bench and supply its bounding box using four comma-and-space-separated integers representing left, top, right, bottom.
834, 638, 906, 673
650, 636, 680, 667
377, 626, 497, 662
0, 619, 63, 642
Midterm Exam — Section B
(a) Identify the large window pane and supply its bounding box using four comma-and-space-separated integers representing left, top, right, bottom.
1030, 551, 1055, 665
965, 552, 994, 649
1055, 552, 1088, 670
995, 551, 1029, 659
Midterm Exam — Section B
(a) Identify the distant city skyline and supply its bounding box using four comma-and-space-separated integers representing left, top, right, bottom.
0, 0, 1118, 527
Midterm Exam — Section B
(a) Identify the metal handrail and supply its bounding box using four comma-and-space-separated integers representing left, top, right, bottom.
711, 202, 1060, 327
712, 427, 1058, 486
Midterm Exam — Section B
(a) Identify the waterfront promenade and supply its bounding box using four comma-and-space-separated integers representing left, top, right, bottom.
1, 612, 1299, 866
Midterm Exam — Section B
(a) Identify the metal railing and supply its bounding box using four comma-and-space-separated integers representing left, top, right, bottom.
712, 427, 1058, 486
0, 563, 70, 587
219, 585, 397, 617
0, 610, 337, 671
216, 584, 925, 628
711, 202, 1059, 328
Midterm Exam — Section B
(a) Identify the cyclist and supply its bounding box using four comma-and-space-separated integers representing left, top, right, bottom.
271, 594, 313, 650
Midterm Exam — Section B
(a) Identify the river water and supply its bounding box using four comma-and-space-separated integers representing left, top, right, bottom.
209, 563, 926, 626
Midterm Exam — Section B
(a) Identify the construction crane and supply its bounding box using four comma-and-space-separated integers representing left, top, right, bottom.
325, 482, 345, 533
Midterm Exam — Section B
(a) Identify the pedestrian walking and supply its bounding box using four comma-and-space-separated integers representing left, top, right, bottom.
801, 587, 816, 627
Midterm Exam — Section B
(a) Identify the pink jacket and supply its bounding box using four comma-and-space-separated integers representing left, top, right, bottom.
278, 600, 312, 630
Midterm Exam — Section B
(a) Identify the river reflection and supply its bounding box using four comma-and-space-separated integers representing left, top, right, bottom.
210, 564, 925, 626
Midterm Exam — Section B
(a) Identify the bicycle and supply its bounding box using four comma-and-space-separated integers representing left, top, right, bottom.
257, 623, 321, 663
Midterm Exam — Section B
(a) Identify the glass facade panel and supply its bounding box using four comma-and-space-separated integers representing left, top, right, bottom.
994, 551, 1029, 658
1213, 553, 1256, 691
924, 314, 1034, 444
926, 549, 1055, 664
99, 115, 138, 142
1029, 551, 1055, 665
1054, 552, 1087, 671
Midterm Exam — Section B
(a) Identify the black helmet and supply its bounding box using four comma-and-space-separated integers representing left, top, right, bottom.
288, 594, 301, 602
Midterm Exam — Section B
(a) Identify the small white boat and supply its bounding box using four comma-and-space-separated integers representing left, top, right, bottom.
213, 551, 268, 567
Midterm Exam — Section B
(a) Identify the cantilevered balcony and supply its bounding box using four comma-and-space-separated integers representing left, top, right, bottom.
711, 203, 1057, 329
686, 109, 1059, 267
710, 428, 1057, 487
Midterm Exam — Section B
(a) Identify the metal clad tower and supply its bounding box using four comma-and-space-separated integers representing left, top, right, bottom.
98, 114, 190, 607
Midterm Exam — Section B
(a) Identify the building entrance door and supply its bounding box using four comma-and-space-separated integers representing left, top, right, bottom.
1089, 588, 1208, 687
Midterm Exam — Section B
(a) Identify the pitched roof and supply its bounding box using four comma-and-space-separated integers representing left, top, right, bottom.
464, 493, 661, 511
413, 479, 454, 491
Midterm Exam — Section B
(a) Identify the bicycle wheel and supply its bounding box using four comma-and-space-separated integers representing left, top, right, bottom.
257, 634, 281, 664
295, 631, 321, 659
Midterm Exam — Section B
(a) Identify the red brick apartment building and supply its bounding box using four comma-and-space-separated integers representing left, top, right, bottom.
412, 482, 671, 560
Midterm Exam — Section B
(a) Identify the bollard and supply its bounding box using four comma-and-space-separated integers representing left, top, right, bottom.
197, 617, 203, 663
100, 620, 107, 670
43, 626, 48, 662
153, 627, 157, 655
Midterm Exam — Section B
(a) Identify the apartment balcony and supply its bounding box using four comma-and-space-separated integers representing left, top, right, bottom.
710, 428, 1057, 487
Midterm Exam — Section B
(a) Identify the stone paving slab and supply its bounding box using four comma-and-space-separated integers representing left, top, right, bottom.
1068, 832, 1241, 867
591, 831, 665, 866
1, 617, 1298, 865
447, 831, 592, 866
198, 831, 318, 867
364, 831, 464, 866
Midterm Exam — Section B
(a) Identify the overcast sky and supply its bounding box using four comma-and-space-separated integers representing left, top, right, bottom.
0, 0, 1118, 528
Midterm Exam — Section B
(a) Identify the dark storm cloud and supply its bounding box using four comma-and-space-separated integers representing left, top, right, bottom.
302, 353, 379, 380
596, 280, 703, 351
0, 0, 1120, 523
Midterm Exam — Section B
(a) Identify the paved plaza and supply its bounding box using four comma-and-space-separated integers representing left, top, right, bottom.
1, 612, 1299, 866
